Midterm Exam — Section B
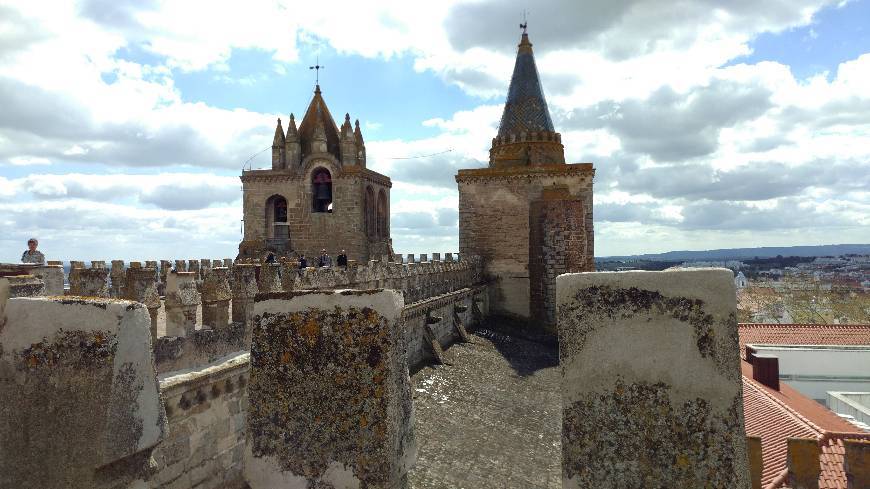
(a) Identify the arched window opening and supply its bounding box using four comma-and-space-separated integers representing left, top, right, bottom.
312, 168, 332, 213
265, 195, 289, 242
377, 190, 387, 238
365, 186, 375, 238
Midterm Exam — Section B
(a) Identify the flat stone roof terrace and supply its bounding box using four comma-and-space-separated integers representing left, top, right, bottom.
408, 325, 561, 489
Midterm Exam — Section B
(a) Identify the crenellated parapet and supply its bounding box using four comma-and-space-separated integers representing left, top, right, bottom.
278, 253, 483, 305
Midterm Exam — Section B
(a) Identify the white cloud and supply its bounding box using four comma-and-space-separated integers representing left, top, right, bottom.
0, 0, 868, 258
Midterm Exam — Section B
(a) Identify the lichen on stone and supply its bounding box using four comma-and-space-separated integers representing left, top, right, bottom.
559, 285, 739, 377
562, 376, 745, 488
248, 305, 402, 486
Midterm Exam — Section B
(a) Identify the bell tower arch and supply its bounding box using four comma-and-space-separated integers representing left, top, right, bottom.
239, 84, 394, 262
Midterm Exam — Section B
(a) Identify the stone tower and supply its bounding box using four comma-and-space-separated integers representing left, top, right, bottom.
456, 29, 595, 331
239, 85, 393, 262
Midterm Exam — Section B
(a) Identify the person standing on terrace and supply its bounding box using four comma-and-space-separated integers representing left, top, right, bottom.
20, 238, 45, 265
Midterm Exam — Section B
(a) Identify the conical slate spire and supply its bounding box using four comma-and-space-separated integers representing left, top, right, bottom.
496, 31, 555, 138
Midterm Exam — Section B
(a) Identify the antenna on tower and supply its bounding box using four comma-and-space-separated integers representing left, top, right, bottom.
520, 10, 528, 33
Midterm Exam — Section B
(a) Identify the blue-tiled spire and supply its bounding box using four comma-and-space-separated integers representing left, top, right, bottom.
497, 32, 555, 138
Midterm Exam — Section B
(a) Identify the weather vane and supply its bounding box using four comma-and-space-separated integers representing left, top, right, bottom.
309, 56, 324, 85
520, 10, 528, 33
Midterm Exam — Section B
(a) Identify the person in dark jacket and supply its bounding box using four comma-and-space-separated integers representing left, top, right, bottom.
337, 250, 348, 268
298, 254, 308, 269
318, 249, 332, 268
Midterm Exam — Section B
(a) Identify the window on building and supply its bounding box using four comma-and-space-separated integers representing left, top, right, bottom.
365, 186, 375, 237
377, 189, 387, 238
265, 195, 289, 240
312, 168, 332, 213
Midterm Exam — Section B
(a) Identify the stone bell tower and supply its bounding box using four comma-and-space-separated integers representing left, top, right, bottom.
239, 84, 394, 262
456, 28, 595, 331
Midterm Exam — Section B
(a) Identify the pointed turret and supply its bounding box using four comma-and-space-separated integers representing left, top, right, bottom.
271, 118, 286, 169
489, 30, 564, 167
354, 119, 366, 167
340, 113, 358, 165
298, 84, 341, 161
286, 113, 298, 140
497, 32, 554, 138
284, 113, 301, 169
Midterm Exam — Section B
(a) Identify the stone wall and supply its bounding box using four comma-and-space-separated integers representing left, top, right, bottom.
529, 192, 592, 331
556, 269, 749, 488
403, 286, 488, 368
149, 352, 250, 489
0, 295, 166, 489
239, 164, 392, 262
245, 290, 415, 488
456, 163, 593, 329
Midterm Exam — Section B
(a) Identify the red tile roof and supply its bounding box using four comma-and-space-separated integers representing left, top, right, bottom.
741, 359, 868, 489
738, 323, 870, 360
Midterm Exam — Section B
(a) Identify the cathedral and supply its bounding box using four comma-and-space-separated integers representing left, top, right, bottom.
239, 28, 594, 330
238, 85, 393, 262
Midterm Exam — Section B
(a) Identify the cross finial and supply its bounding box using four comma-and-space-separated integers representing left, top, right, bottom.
520, 10, 528, 33
309, 56, 324, 85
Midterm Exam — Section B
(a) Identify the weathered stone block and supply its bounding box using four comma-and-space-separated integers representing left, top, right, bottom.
0, 275, 45, 306
258, 263, 283, 293
31, 264, 64, 296
124, 267, 160, 339
165, 271, 202, 337
231, 264, 259, 325
110, 260, 126, 297
0, 296, 166, 488
245, 289, 416, 488
70, 267, 110, 297
556, 269, 748, 488
203, 267, 232, 330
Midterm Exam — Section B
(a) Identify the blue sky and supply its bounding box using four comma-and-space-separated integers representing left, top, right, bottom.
734, 0, 870, 79
1, 0, 868, 261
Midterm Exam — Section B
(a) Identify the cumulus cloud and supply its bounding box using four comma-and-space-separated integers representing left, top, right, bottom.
445, 0, 830, 58
0, 200, 241, 262
4, 173, 240, 210
1, 0, 868, 257
560, 79, 773, 161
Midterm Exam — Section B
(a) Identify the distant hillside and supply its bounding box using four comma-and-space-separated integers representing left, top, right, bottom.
599, 244, 870, 262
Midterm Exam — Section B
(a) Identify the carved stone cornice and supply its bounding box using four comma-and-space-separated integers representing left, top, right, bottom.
240, 165, 392, 187
455, 163, 595, 183
344, 165, 393, 187
240, 169, 298, 184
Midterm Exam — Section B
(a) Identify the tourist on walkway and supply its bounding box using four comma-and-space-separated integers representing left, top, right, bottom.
20, 238, 45, 265
337, 250, 348, 268
298, 254, 308, 269
318, 249, 332, 268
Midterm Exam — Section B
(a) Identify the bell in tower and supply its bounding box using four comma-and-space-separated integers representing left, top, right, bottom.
312, 168, 333, 213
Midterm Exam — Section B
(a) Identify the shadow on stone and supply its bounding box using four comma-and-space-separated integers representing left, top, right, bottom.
472, 315, 558, 377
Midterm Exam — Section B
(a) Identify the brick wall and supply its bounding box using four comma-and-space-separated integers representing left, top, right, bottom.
456, 164, 594, 327
529, 194, 593, 330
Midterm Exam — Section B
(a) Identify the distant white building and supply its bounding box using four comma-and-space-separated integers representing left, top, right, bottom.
734, 271, 748, 288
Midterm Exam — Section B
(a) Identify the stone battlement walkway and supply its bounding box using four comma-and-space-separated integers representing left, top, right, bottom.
409, 326, 561, 488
